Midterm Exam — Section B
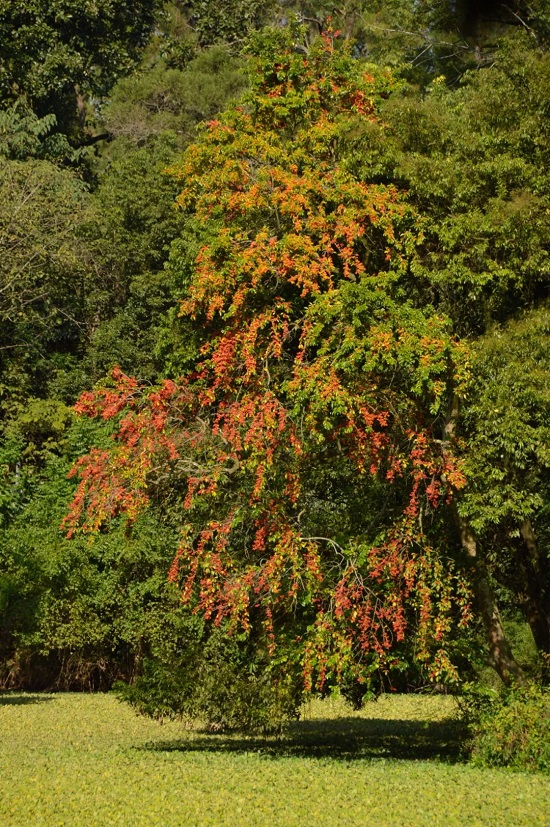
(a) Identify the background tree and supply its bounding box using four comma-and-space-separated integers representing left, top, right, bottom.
378, 33, 550, 336
102, 46, 247, 149
0, 157, 92, 415
0, 415, 188, 691
0, 0, 162, 141
180, 0, 277, 47
366, 27, 550, 683
460, 308, 550, 673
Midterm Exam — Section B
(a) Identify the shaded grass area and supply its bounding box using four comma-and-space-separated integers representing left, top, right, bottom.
1, 692, 549, 826
0, 692, 53, 706
146, 716, 465, 763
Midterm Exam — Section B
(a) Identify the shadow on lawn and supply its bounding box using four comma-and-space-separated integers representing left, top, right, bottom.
0, 691, 53, 706
143, 715, 466, 763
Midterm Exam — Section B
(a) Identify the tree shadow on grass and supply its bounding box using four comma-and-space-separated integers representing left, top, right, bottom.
142, 715, 467, 764
0, 691, 54, 706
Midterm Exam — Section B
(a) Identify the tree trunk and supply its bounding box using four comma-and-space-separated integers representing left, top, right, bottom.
454, 509, 526, 686
515, 519, 550, 678
444, 396, 525, 686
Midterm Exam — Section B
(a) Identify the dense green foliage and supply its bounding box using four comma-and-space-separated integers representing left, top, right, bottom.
381, 36, 550, 335
466, 684, 550, 772
0, 1, 548, 773
0, 0, 162, 139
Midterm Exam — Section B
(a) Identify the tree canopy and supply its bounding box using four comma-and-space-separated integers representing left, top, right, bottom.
0, 0, 161, 133
64, 30, 472, 698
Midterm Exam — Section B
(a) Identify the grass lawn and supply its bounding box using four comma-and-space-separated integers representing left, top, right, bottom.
1, 691, 548, 826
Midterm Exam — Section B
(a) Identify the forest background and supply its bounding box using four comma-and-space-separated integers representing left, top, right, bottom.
0, 0, 549, 744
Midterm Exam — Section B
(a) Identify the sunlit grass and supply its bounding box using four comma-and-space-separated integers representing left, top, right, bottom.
1, 691, 548, 826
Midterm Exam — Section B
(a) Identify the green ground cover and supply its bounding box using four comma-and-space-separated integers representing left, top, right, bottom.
0, 692, 548, 826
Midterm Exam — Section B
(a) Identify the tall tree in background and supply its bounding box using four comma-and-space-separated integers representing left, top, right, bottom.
460, 309, 550, 673
0, 0, 162, 141
375, 32, 550, 681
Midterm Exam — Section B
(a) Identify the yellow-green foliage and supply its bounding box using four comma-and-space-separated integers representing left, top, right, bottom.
1, 692, 549, 826
469, 685, 550, 773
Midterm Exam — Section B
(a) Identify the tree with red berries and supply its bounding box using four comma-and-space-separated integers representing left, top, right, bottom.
64, 27, 472, 716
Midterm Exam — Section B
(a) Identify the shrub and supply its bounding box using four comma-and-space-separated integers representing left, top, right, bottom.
116, 628, 303, 734
465, 684, 550, 773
